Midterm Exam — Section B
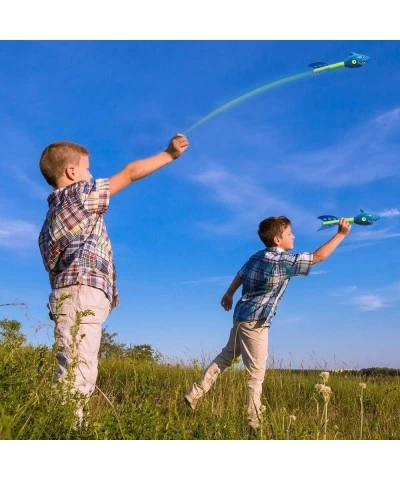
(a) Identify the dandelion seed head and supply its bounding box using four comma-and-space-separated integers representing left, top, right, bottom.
319, 371, 330, 382
359, 383, 367, 389
315, 383, 332, 401
289, 415, 297, 422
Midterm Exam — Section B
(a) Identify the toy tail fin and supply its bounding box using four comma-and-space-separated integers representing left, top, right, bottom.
317, 215, 339, 231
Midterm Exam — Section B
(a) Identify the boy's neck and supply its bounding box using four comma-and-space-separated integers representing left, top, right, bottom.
55, 178, 77, 189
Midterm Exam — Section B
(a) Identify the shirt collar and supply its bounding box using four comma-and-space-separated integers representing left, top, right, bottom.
266, 246, 285, 253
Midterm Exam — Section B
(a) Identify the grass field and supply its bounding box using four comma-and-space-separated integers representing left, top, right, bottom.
1, 321, 399, 440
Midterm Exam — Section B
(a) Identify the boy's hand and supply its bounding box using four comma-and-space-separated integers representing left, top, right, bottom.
221, 293, 233, 311
338, 218, 352, 236
165, 133, 189, 160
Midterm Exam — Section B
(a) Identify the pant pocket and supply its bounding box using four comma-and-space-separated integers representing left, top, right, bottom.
48, 291, 74, 321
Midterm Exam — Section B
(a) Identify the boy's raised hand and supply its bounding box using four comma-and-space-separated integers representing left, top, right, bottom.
338, 217, 352, 236
165, 133, 189, 160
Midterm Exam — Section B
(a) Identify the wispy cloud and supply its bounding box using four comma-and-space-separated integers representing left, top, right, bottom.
353, 294, 386, 311
350, 228, 400, 242
375, 108, 400, 127
333, 285, 358, 297
186, 107, 399, 244
310, 270, 329, 275
0, 217, 39, 250
180, 275, 233, 286
191, 166, 316, 235
283, 107, 400, 187
335, 282, 400, 312
9, 166, 49, 200
380, 208, 400, 218
339, 241, 380, 252
338, 226, 400, 251
278, 315, 304, 325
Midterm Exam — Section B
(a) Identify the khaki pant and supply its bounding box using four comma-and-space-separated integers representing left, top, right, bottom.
48, 284, 110, 420
186, 320, 269, 426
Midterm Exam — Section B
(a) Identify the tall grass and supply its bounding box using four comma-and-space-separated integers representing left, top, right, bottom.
0, 341, 399, 440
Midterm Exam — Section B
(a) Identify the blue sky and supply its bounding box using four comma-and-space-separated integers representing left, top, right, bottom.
0, 39, 399, 370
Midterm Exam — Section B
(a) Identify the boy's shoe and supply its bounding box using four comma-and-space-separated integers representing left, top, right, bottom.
184, 393, 199, 411
247, 405, 266, 429
247, 416, 260, 429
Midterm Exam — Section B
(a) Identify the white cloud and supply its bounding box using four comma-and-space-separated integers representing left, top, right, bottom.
374, 107, 400, 126
0, 218, 39, 250
283, 107, 400, 187
191, 166, 316, 235
186, 106, 399, 246
339, 241, 380, 252
338, 226, 400, 251
380, 208, 400, 218
350, 228, 400, 242
190, 163, 400, 248
278, 315, 303, 325
336, 282, 400, 312
9, 166, 49, 200
180, 275, 233, 286
333, 285, 358, 297
353, 294, 386, 311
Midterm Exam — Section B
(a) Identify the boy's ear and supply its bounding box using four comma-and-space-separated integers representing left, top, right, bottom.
65, 164, 75, 180
273, 235, 281, 246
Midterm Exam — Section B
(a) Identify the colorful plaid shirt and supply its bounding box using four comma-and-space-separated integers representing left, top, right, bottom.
233, 247, 313, 326
38, 178, 119, 308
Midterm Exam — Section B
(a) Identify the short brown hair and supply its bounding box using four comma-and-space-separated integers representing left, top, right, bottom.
258, 216, 291, 247
39, 141, 89, 187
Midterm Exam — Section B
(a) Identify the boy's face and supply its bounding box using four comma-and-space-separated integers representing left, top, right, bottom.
70, 155, 92, 183
275, 225, 295, 251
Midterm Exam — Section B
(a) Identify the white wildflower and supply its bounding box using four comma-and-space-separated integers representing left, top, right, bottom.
315, 383, 332, 402
289, 415, 297, 422
319, 371, 330, 382
359, 383, 367, 389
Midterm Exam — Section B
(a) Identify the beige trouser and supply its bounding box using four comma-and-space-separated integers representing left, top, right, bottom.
48, 284, 110, 418
187, 319, 269, 425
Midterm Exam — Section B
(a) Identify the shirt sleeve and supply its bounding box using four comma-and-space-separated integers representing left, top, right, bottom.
81, 178, 110, 213
236, 262, 247, 279
283, 252, 313, 278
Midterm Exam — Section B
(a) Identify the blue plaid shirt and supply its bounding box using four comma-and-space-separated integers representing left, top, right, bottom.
233, 247, 313, 326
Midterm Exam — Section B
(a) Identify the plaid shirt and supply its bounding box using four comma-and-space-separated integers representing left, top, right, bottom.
233, 247, 313, 326
38, 178, 119, 308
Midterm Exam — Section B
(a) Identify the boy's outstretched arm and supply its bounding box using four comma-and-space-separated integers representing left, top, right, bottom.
312, 218, 351, 264
221, 275, 243, 311
109, 133, 189, 196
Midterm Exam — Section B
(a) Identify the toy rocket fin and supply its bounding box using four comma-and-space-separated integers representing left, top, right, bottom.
308, 62, 329, 68
317, 215, 339, 222
317, 224, 336, 231
317, 215, 338, 231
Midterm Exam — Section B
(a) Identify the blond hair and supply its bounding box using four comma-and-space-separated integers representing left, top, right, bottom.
39, 141, 89, 187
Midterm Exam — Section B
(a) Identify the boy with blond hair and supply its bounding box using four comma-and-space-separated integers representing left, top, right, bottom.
39, 134, 189, 423
185, 216, 351, 429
